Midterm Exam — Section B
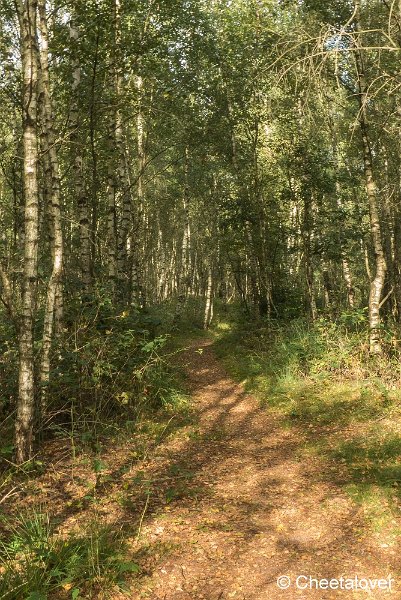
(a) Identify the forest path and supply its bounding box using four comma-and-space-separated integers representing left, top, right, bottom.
133, 338, 397, 600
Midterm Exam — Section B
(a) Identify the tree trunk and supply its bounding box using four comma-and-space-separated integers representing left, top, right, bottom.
204, 264, 213, 329
391, 3, 401, 321
106, 0, 122, 296
354, 0, 386, 353
322, 258, 332, 310
174, 148, 191, 321
327, 111, 355, 307
15, 0, 40, 463
381, 151, 394, 316
302, 194, 317, 321
342, 259, 355, 308
114, 0, 134, 300
38, 0, 64, 415
70, 16, 92, 298
130, 73, 146, 307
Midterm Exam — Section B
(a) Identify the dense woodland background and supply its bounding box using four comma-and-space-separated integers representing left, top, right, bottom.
1, 0, 401, 446
3, 0, 401, 595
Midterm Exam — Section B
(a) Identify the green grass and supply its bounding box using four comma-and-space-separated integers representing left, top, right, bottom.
0, 511, 139, 600
212, 314, 401, 423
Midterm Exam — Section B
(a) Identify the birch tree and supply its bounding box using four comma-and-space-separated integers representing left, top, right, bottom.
38, 0, 64, 414
15, 0, 40, 463
354, 0, 387, 353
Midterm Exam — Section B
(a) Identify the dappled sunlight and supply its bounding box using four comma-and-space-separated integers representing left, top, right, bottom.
2, 332, 401, 598
114, 339, 401, 599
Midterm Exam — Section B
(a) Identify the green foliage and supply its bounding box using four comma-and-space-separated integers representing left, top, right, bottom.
0, 511, 139, 599
0, 312, 18, 424
213, 315, 382, 427
42, 303, 178, 439
213, 308, 401, 390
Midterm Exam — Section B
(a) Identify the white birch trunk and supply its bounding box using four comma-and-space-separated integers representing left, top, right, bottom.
204, 265, 213, 329
15, 0, 40, 463
355, 0, 386, 353
69, 17, 92, 297
38, 0, 64, 415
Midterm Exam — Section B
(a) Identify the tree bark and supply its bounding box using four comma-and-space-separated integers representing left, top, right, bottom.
354, 0, 386, 353
69, 16, 92, 298
37, 0, 64, 415
391, 1, 401, 321
106, 0, 121, 295
15, 0, 40, 463
394, 105, 401, 320
327, 110, 355, 307
204, 263, 213, 329
302, 194, 317, 321
174, 148, 191, 321
130, 73, 146, 307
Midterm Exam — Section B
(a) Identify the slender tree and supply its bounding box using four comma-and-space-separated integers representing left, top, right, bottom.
15, 0, 40, 463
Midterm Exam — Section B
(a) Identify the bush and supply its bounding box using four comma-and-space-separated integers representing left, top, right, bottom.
44, 302, 174, 437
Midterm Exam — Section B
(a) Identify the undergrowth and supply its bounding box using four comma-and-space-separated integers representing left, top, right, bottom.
0, 298, 196, 599
1, 298, 190, 459
0, 510, 138, 599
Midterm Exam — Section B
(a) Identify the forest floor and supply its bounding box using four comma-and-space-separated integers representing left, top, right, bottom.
128, 337, 400, 600
2, 334, 401, 599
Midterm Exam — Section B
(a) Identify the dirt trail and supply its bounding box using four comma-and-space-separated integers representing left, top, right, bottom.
133, 339, 399, 599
